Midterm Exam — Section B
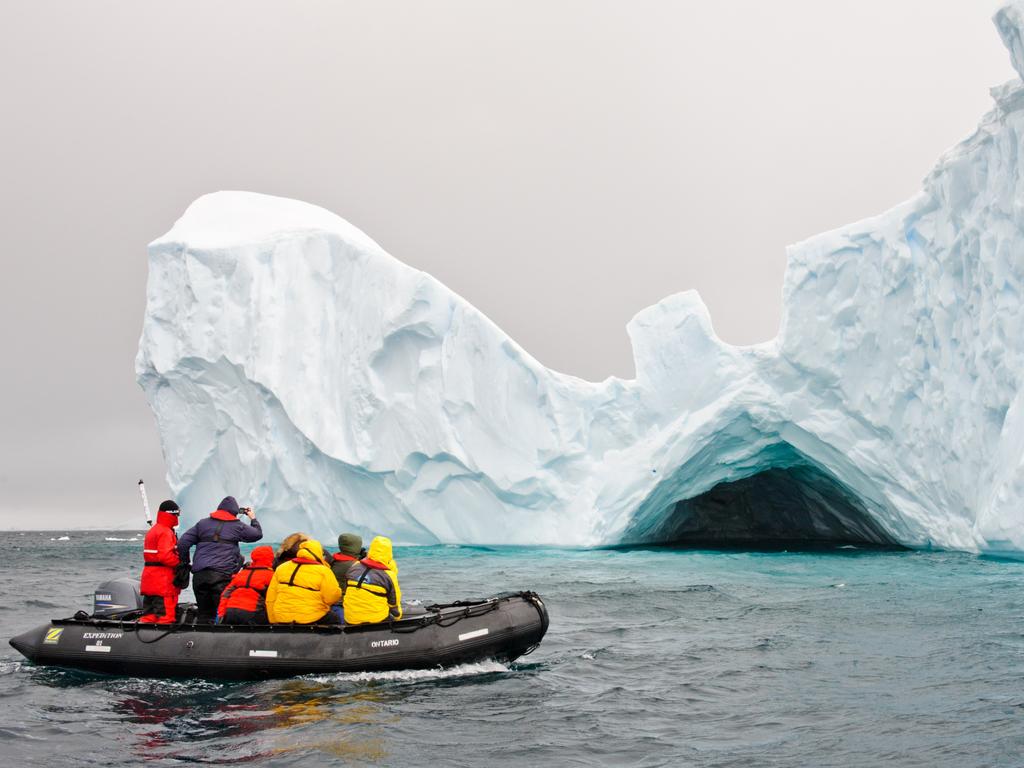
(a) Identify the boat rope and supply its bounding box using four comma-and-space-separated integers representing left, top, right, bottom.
520, 591, 549, 655
134, 611, 191, 643
434, 600, 500, 627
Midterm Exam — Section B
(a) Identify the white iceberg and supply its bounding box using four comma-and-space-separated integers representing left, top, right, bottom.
136, 4, 1024, 554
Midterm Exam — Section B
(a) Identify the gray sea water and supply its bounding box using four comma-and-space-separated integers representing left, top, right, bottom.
1, 531, 1022, 767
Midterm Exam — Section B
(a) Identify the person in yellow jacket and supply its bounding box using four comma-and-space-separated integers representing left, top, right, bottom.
266, 539, 342, 624
343, 536, 402, 624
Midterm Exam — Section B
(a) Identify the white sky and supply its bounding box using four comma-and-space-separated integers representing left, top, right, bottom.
0, 0, 1012, 528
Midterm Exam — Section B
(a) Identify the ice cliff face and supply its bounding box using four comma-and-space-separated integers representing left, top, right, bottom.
137, 5, 1024, 553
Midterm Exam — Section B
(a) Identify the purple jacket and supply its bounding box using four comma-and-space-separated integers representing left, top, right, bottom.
177, 510, 264, 575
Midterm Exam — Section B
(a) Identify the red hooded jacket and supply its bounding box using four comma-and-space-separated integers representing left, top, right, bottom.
140, 509, 181, 595
217, 546, 275, 618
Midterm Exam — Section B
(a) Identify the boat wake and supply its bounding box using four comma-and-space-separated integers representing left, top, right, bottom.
0, 660, 25, 676
106, 676, 226, 695
302, 660, 511, 685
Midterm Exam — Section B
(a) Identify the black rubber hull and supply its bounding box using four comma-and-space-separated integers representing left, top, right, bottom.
9, 592, 548, 680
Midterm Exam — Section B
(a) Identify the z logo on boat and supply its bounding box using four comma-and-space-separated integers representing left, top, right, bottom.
43, 628, 63, 645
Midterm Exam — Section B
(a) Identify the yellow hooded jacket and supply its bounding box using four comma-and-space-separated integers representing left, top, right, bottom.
266, 539, 342, 624
343, 536, 402, 624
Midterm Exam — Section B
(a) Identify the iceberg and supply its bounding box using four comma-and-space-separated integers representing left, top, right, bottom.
137, 4, 1024, 553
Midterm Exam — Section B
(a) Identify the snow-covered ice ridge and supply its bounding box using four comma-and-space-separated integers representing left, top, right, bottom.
138, 5, 1024, 553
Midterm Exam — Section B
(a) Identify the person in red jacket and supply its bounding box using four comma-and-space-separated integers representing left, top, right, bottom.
217, 545, 275, 625
140, 500, 182, 624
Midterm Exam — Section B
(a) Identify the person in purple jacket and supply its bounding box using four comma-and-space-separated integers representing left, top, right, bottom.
177, 496, 264, 624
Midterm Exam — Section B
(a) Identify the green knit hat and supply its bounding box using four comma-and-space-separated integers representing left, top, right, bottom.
337, 532, 363, 557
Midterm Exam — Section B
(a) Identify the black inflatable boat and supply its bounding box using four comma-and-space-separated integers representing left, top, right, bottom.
9, 580, 549, 680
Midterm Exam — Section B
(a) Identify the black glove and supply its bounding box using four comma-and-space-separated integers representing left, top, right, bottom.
173, 563, 191, 589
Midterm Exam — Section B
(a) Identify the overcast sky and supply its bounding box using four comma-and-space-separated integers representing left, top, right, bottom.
0, 1, 1011, 529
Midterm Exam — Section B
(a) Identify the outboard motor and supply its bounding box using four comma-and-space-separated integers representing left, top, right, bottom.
92, 577, 143, 618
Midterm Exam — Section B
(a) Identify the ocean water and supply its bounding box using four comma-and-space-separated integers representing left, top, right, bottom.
1, 531, 1022, 767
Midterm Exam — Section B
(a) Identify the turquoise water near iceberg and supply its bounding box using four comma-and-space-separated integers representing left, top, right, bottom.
0, 532, 1022, 766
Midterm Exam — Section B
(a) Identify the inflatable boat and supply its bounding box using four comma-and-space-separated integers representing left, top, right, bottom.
9, 579, 549, 680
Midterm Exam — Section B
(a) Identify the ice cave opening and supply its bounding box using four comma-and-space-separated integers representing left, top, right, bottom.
656, 464, 902, 550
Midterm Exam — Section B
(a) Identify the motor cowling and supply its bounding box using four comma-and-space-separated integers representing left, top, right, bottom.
93, 577, 143, 618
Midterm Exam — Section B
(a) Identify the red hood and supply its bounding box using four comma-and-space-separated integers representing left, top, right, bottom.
156, 510, 180, 528
249, 545, 274, 568
211, 509, 237, 521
